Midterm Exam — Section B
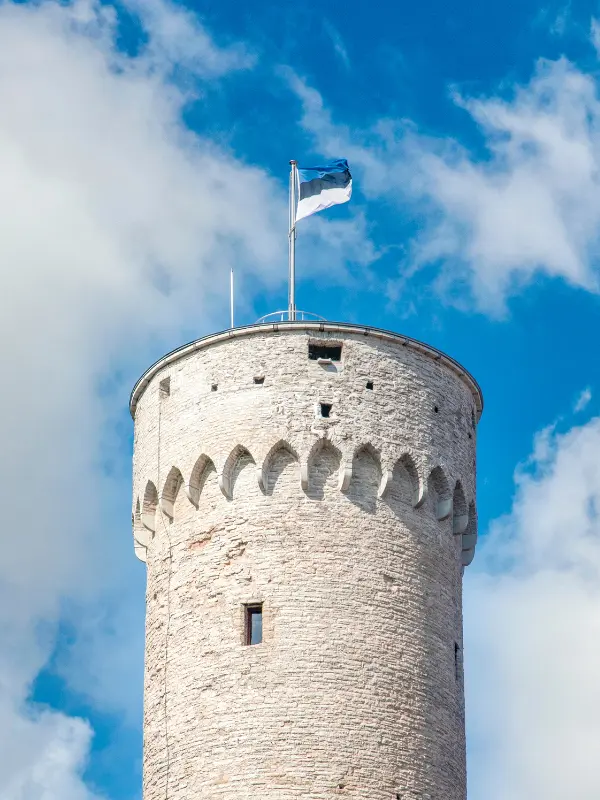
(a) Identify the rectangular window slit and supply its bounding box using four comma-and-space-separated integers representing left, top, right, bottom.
159, 377, 171, 397
245, 604, 263, 645
366, 380, 374, 390
253, 376, 265, 385
320, 402, 332, 418
308, 343, 342, 361
454, 642, 460, 680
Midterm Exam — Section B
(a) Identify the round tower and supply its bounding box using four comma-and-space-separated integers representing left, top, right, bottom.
130, 321, 482, 800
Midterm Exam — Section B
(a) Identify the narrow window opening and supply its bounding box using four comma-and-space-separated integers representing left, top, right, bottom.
320, 402, 332, 418
434, 405, 439, 413
471, 409, 476, 429
468, 432, 473, 440
159, 377, 170, 397
245, 604, 263, 646
454, 642, 460, 680
366, 380, 374, 390
211, 383, 218, 392
253, 376, 265, 385
308, 343, 342, 361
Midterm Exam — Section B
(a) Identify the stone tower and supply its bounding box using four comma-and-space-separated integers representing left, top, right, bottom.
130, 321, 482, 800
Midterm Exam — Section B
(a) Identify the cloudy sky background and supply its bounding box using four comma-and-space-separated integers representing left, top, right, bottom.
1, 0, 600, 797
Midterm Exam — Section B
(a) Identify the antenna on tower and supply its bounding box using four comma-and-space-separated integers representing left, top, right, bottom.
230, 267, 234, 329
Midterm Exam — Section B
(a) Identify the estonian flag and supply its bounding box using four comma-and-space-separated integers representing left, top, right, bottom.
296, 159, 352, 222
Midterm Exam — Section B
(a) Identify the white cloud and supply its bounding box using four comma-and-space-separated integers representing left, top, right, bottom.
0, 0, 377, 793
465, 414, 600, 799
1, 705, 101, 800
0, 0, 373, 795
289, 56, 600, 313
574, 386, 592, 412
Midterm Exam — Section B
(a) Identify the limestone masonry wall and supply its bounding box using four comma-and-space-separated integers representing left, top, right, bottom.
131, 324, 481, 800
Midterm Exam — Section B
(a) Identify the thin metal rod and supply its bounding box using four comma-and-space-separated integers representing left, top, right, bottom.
230, 268, 234, 328
288, 160, 297, 321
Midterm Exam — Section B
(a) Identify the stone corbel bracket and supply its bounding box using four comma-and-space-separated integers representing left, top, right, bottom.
338, 458, 353, 492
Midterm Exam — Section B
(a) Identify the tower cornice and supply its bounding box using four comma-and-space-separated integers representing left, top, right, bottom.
129, 320, 483, 419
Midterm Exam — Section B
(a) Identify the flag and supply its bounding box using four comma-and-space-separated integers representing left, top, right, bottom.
296, 158, 352, 222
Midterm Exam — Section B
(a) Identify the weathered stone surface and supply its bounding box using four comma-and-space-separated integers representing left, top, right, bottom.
131, 324, 481, 800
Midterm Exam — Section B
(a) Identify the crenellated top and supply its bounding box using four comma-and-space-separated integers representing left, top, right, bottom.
133, 437, 478, 569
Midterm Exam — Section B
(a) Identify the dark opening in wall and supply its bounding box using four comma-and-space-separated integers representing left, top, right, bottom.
434, 405, 439, 413
159, 377, 170, 397
320, 403, 332, 418
244, 604, 263, 646
254, 376, 265, 385
308, 343, 342, 361
211, 384, 218, 392
455, 642, 460, 680
366, 380, 374, 390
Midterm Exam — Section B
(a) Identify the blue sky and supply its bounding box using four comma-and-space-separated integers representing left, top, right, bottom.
2, 0, 600, 798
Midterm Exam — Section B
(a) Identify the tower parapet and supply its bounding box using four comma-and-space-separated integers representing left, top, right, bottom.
131, 321, 482, 800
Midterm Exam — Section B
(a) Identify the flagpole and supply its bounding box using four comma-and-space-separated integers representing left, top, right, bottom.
288, 160, 297, 321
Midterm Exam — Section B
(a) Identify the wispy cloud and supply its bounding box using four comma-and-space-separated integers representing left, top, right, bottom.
592, 17, 600, 56
574, 386, 592, 412
323, 19, 350, 70
122, 0, 256, 77
287, 55, 600, 314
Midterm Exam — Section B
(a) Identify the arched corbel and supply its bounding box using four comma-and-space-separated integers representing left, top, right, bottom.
300, 462, 309, 491
453, 513, 469, 535
438, 497, 452, 520
142, 513, 156, 532
378, 468, 393, 499
134, 543, 147, 563
159, 497, 174, 520
256, 466, 266, 493
218, 472, 231, 499
413, 484, 426, 508
338, 459, 353, 492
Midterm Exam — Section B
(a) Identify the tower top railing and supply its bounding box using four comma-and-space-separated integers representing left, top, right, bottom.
255, 310, 326, 324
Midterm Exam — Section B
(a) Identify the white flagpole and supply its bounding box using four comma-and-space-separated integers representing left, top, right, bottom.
230, 267, 234, 328
288, 160, 297, 321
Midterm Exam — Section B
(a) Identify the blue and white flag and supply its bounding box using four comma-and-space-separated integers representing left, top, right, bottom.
296, 159, 352, 222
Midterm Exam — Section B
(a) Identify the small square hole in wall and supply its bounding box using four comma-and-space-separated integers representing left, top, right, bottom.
211, 383, 218, 392
244, 604, 263, 645
159, 377, 170, 397
320, 402, 332, 418
366, 380, 374, 390
254, 376, 265, 385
